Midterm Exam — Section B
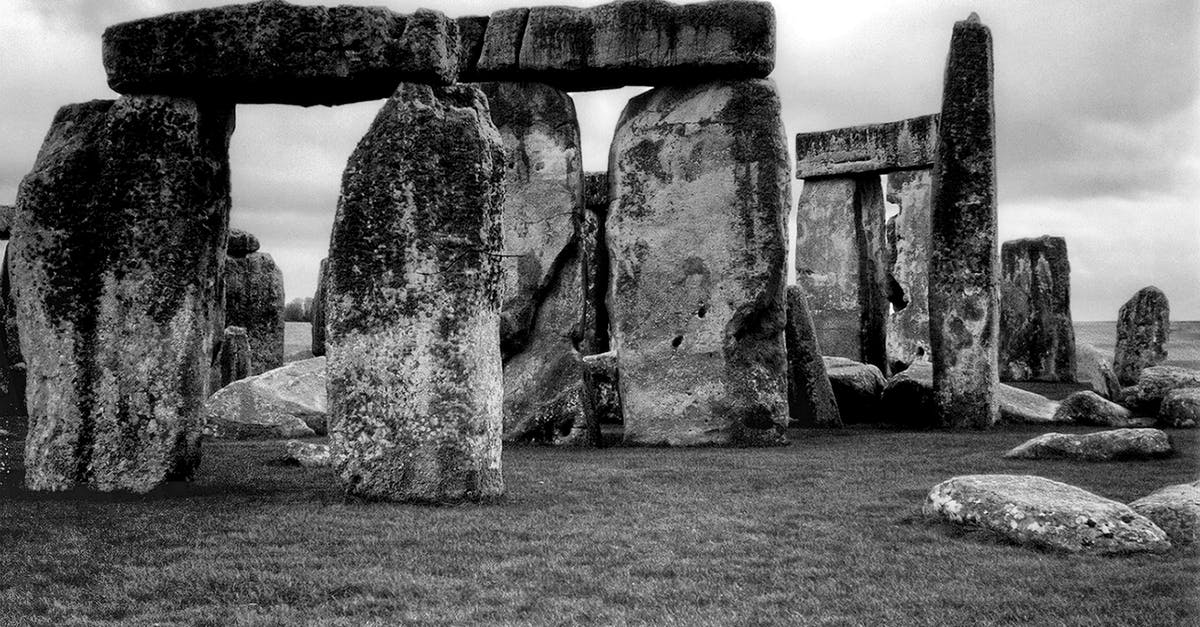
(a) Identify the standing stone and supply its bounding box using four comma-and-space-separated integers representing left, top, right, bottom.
474, 82, 589, 444
1113, 286, 1170, 386
928, 14, 999, 429
785, 286, 841, 427
884, 169, 933, 371
224, 251, 285, 375
999, 236, 1076, 382
0, 248, 25, 487
609, 79, 790, 446
218, 326, 251, 388
327, 82, 505, 503
310, 258, 328, 357
12, 96, 231, 492
794, 175, 889, 373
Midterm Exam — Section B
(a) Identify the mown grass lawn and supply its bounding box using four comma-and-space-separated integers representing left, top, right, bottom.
1, 425, 1197, 626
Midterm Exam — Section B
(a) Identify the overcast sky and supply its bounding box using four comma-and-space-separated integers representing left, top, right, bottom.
1, 0, 1196, 320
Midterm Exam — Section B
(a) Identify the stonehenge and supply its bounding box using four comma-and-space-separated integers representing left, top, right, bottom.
999, 236, 1076, 382
1114, 286, 1170, 385
223, 235, 286, 376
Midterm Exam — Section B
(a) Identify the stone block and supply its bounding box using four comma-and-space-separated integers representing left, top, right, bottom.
1000, 236, 1076, 382
1114, 286, 1170, 386
224, 251, 285, 375
795, 114, 939, 179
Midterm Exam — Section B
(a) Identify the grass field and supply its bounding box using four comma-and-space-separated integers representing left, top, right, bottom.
1, 426, 1197, 626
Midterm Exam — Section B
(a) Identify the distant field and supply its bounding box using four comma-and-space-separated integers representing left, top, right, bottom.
284, 321, 313, 362
1075, 321, 1200, 371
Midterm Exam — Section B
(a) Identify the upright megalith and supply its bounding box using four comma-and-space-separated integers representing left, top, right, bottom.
475, 82, 588, 445
1000, 236, 1076, 382
224, 242, 284, 375
218, 326, 251, 388
794, 115, 939, 179
794, 175, 888, 372
0, 248, 25, 487
310, 258, 328, 357
103, 2, 460, 106
326, 82, 505, 503
609, 79, 790, 446
929, 13, 999, 429
1114, 286, 1170, 385
785, 286, 841, 427
884, 169, 933, 370
12, 96, 232, 492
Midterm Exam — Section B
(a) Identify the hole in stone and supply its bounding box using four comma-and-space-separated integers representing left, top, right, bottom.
696, 305, 707, 318
887, 274, 908, 312
671, 335, 684, 349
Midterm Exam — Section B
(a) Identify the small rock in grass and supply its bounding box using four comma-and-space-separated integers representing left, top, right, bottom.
1054, 390, 1135, 427
1003, 428, 1173, 462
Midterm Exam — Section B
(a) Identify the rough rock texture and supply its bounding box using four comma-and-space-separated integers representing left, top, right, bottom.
12, 97, 232, 492
884, 169, 933, 371
104, 1, 459, 105
1159, 388, 1200, 429
469, 0, 775, 90
227, 228, 259, 257
1129, 483, 1200, 546
455, 15, 489, 77
1000, 236, 1075, 382
795, 115, 938, 178
1125, 366, 1200, 415
0, 205, 13, 239
310, 258, 328, 357
609, 79, 790, 446
823, 357, 885, 424
0, 248, 25, 420
887, 362, 1062, 425
473, 83, 588, 445
285, 440, 331, 468
224, 252, 285, 375
929, 14, 999, 429
1075, 343, 1121, 400
582, 351, 620, 435
326, 83, 506, 503
1003, 428, 1174, 462
924, 474, 1171, 554
581, 171, 611, 356
997, 385, 1062, 424
794, 175, 888, 372
1114, 286, 1170, 386
218, 325, 251, 389
786, 286, 841, 427
205, 357, 326, 439
1054, 390, 1135, 427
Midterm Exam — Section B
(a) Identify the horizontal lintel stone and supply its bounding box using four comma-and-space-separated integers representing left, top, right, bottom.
795, 114, 939, 179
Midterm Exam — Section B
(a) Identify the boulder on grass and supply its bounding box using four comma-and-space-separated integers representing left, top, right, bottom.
823, 357, 885, 423
924, 474, 1170, 554
1003, 428, 1173, 462
1129, 483, 1200, 546
1053, 390, 1136, 427
997, 383, 1062, 424
1158, 388, 1200, 429
205, 357, 327, 439
1075, 343, 1121, 400
1124, 366, 1200, 415
284, 440, 331, 468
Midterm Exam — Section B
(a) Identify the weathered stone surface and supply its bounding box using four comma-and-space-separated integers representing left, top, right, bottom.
104, 1, 459, 106
929, 14, 999, 429
1125, 366, 1200, 415
609, 79, 789, 446
794, 175, 888, 372
884, 169, 932, 371
327, 82, 505, 503
456, 15, 489, 77
285, 440, 331, 468
1054, 390, 1135, 427
999, 236, 1075, 382
224, 252, 285, 375
823, 357, 885, 424
581, 171, 611, 355
924, 474, 1171, 554
884, 362, 1061, 426
218, 325, 251, 388
582, 350, 620, 435
795, 115, 938, 179
585, 171, 609, 209
0, 205, 13, 239
204, 357, 326, 439
12, 96, 232, 492
0, 249, 25, 487
786, 286, 841, 427
474, 82, 587, 446
1004, 428, 1173, 462
1075, 343, 1122, 400
227, 228, 259, 257
469, 0, 774, 90
310, 258, 328, 358
1114, 286, 1170, 386
1130, 483, 1200, 546
1159, 388, 1200, 429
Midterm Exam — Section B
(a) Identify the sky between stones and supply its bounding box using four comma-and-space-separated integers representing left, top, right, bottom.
1, 0, 1196, 320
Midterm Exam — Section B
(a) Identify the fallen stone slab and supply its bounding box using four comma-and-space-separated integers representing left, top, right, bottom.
997, 383, 1062, 424
999, 236, 1076, 382
1129, 483, 1200, 546
1114, 286, 1170, 386
103, 1, 459, 106
1003, 428, 1173, 462
824, 357, 885, 424
924, 474, 1170, 554
794, 114, 938, 179
1053, 390, 1136, 427
205, 357, 327, 439
469, 0, 775, 90
1159, 388, 1200, 428
1125, 365, 1200, 415
284, 440, 332, 468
